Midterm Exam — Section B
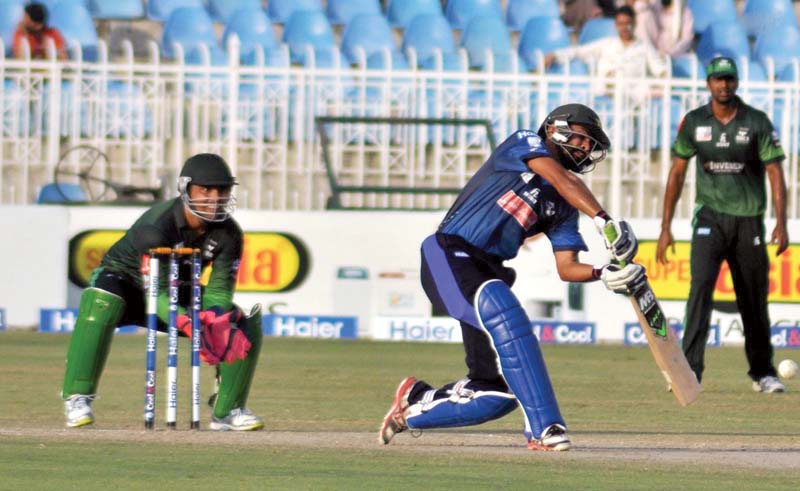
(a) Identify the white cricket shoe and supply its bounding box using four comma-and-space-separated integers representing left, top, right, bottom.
752, 375, 786, 393
528, 424, 572, 452
209, 407, 264, 431
64, 394, 94, 428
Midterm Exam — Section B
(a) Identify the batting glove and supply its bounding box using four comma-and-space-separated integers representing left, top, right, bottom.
596, 263, 646, 295
594, 216, 639, 263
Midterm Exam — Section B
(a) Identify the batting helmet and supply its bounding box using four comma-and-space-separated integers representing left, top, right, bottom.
178, 153, 238, 222
537, 103, 610, 173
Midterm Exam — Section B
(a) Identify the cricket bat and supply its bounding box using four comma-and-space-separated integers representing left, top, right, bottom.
602, 223, 702, 406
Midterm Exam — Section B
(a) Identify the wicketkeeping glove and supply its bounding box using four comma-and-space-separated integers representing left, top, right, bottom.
594, 217, 639, 263
198, 310, 252, 365
177, 310, 251, 365
597, 263, 646, 295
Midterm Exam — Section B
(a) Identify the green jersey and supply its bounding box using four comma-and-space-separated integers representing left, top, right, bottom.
96, 198, 243, 318
671, 96, 784, 216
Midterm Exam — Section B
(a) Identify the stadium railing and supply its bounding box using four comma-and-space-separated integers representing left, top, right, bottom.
0, 36, 799, 220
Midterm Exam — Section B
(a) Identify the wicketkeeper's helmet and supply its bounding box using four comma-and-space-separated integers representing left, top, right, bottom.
178, 153, 238, 222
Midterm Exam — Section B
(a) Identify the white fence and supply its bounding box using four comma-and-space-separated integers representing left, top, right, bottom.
1, 38, 800, 219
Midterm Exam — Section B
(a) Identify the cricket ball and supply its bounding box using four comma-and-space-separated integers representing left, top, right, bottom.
778, 359, 798, 380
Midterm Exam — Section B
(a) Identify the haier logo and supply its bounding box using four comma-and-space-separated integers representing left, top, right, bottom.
38, 308, 138, 334
373, 316, 462, 343
262, 315, 358, 339
624, 322, 720, 347
532, 322, 596, 344
770, 326, 800, 348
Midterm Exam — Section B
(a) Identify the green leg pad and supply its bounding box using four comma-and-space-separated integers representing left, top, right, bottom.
62, 288, 125, 397
214, 305, 263, 418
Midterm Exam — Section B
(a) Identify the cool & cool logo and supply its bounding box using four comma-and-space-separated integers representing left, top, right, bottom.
532, 322, 596, 344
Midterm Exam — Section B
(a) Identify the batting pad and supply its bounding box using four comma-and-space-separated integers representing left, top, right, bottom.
406, 388, 517, 429
475, 279, 565, 440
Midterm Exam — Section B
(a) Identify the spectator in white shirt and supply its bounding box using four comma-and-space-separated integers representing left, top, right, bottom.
545, 6, 668, 96
635, 0, 695, 57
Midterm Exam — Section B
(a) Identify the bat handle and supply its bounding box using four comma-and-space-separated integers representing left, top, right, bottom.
601, 221, 627, 267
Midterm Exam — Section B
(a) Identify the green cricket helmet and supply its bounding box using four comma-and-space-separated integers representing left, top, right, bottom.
178, 153, 238, 222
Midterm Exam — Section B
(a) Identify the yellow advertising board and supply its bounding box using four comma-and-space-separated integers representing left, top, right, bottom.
636, 241, 798, 303
68, 230, 310, 292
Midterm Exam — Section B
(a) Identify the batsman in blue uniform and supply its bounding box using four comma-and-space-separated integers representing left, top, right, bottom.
379, 103, 645, 451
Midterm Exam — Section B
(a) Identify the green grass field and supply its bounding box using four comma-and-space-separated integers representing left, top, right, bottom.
1, 331, 799, 490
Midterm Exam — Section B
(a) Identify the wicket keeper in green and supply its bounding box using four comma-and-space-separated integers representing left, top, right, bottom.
62, 153, 265, 429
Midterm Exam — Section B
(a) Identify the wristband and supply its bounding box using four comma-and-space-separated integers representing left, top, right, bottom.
595, 210, 611, 222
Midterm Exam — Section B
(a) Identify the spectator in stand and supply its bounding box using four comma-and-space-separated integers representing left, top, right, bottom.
561, 0, 619, 32
631, 0, 695, 57
12, 2, 67, 60
561, 0, 603, 33
546, 6, 668, 97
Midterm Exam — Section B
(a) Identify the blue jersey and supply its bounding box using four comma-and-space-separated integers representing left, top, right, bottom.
438, 130, 588, 259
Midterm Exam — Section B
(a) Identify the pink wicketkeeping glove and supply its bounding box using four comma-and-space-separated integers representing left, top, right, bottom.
198, 311, 252, 365
176, 310, 218, 338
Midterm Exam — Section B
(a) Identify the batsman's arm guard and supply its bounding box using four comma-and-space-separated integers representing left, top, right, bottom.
475, 280, 565, 440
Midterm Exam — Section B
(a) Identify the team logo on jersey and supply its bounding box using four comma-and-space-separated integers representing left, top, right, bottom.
715, 132, 730, 148
203, 238, 218, 259
771, 130, 782, 148
526, 136, 541, 149
735, 127, 750, 144
520, 172, 534, 183
497, 190, 537, 229
695, 126, 712, 142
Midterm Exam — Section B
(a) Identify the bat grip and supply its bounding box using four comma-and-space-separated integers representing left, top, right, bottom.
601, 221, 627, 267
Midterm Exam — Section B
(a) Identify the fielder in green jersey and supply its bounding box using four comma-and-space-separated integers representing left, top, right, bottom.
62, 153, 266, 430
657, 57, 788, 393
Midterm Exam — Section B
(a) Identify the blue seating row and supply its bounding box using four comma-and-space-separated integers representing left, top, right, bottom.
2, 0, 799, 81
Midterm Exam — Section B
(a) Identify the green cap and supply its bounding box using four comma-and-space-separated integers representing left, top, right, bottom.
706, 56, 738, 79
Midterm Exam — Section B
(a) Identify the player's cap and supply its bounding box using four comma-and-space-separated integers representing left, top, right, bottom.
706, 56, 738, 80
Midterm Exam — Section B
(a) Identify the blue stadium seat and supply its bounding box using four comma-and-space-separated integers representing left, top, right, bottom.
460, 16, 518, 72
223, 7, 287, 66
753, 24, 800, 80
326, 0, 381, 26
146, 0, 204, 22
402, 13, 465, 71
282, 10, 339, 67
506, 0, 559, 32
387, 0, 442, 29
268, 0, 323, 23
445, 0, 502, 30
518, 16, 571, 71
341, 13, 407, 69
207, 0, 261, 24
687, 0, 737, 35
696, 21, 749, 65
49, 1, 99, 60
671, 53, 706, 79
162, 6, 227, 65
87, 0, 144, 20
742, 0, 798, 38
577, 17, 616, 44
38, 183, 87, 204
0, 0, 24, 56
